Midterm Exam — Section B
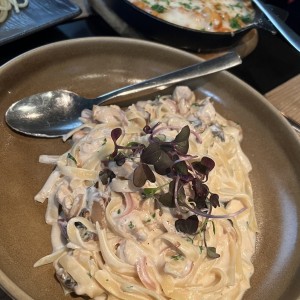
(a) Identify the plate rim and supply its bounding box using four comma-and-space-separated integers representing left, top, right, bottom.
1, 36, 300, 299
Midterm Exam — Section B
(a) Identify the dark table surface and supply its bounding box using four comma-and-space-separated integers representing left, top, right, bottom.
0, 8, 300, 300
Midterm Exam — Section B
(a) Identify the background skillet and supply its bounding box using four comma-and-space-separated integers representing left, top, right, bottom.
102, 0, 275, 51
0, 37, 299, 299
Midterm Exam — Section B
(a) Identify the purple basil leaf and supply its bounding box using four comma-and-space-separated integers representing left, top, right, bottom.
175, 215, 199, 234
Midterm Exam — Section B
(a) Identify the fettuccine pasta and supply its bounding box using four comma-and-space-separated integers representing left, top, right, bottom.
0, 0, 28, 23
34, 86, 257, 300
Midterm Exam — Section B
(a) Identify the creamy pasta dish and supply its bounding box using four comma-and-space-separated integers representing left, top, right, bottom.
34, 86, 257, 300
129, 0, 255, 32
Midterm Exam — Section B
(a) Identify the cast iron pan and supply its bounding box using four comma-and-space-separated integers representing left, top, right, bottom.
103, 0, 282, 52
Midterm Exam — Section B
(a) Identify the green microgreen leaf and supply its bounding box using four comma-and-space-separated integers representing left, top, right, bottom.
142, 187, 159, 198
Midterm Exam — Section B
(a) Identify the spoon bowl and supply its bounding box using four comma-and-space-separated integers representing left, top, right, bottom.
5, 51, 241, 138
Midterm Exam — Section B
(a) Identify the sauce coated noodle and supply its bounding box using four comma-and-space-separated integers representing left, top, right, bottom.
34, 86, 258, 300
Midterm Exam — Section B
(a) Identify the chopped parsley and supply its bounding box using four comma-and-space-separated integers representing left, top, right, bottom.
171, 254, 184, 261
128, 221, 135, 229
151, 4, 166, 13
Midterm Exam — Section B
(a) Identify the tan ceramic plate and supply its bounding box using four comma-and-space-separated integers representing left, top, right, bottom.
0, 37, 300, 300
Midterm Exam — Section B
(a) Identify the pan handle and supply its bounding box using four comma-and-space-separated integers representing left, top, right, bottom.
253, 0, 300, 52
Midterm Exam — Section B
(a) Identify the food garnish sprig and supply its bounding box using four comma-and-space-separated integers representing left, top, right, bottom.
104, 124, 247, 257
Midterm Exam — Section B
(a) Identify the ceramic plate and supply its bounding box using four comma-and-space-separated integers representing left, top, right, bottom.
0, 37, 299, 300
0, 0, 81, 46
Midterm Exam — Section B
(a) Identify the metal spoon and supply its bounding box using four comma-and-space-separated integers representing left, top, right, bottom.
5, 52, 241, 138
253, 0, 300, 52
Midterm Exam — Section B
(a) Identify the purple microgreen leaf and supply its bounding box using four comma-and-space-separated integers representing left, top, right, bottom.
175, 215, 199, 234
110, 128, 122, 157
179, 173, 194, 183
142, 164, 156, 183
206, 246, 220, 259
209, 193, 220, 208
174, 125, 190, 143
114, 152, 126, 166
143, 125, 152, 134
99, 169, 116, 185
158, 192, 176, 208
153, 151, 173, 175
200, 156, 215, 172
141, 143, 162, 165
111, 128, 122, 142
173, 161, 189, 176
192, 156, 215, 181
192, 178, 209, 199
143, 122, 161, 134
133, 164, 156, 187
173, 125, 190, 154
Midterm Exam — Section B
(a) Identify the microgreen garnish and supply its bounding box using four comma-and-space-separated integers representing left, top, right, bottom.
133, 163, 156, 187
206, 247, 220, 259
104, 122, 245, 260
175, 215, 199, 234
99, 169, 116, 185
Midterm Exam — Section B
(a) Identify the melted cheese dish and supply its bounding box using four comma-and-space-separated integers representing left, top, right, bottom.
129, 0, 255, 32
34, 86, 257, 300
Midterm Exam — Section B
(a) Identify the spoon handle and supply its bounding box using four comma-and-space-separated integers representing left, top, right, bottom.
94, 51, 241, 105
253, 0, 300, 52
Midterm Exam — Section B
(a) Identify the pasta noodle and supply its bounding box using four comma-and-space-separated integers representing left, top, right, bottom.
0, 0, 28, 23
34, 86, 258, 299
